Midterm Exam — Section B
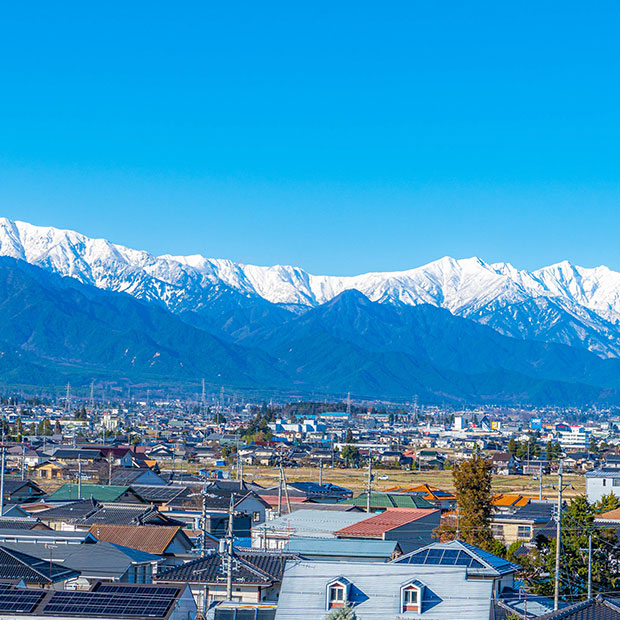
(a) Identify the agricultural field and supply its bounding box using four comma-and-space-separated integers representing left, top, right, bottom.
241, 465, 586, 499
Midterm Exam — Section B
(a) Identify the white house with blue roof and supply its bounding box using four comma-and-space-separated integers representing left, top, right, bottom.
275, 540, 520, 619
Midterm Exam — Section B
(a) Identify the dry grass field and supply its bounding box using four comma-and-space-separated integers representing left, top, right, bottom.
241, 465, 586, 499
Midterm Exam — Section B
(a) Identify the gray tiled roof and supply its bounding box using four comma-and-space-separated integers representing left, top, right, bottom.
535, 595, 620, 619
157, 550, 295, 585
0, 545, 80, 584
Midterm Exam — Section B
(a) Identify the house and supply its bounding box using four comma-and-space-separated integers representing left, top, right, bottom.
586, 468, 620, 503
2, 480, 45, 504
491, 452, 521, 475
533, 594, 620, 619
46, 483, 145, 503
0, 540, 161, 587
491, 501, 555, 545
155, 549, 296, 607
48, 448, 104, 463
333, 508, 441, 550
276, 540, 519, 620
341, 492, 435, 512
393, 539, 520, 593
383, 484, 456, 511
87, 524, 194, 558
492, 493, 530, 513
251, 509, 370, 550
163, 488, 271, 527
285, 481, 352, 502
284, 537, 400, 562
110, 468, 167, 486
0, 581, 197, 620
0, 544, 80, 587
32, 459, 68, 479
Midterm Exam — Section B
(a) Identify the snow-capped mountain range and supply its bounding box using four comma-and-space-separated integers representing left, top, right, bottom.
2, 216, 620, 357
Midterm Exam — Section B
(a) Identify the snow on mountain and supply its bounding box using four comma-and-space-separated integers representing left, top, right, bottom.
2, 217, 620, 356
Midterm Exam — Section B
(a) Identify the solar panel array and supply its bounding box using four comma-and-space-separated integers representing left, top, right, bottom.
96, 584, 179, 596
43, 590, 176, 617
0, 584, 45, 613
398, 548, 485, 568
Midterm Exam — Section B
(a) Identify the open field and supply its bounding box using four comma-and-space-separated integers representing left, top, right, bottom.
241, 465, 586, 499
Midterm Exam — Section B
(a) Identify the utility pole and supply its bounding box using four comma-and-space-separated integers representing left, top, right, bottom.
277, 465, 283, 517
539, 462, 543, 501
587, 534, 592, 600
89, 381, 95, 412
201, 379, 206, 417
366, 456, 373, 513
77, 455, 82, 500
553, 460, 563, 611
21, 444, 26, 481
455, 505, 460, 540
108, 454, 113, 485
198, 474, 209, 557
281, 465, 291, 514
225, 494, 235, 601
319, 459, 323, 486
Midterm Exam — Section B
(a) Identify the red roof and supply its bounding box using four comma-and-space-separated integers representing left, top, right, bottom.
334, 508, 439, 538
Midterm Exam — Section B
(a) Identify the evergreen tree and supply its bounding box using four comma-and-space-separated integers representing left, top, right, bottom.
594, 492, 620, 513
324, 603, 358, 620
436, 454, 495, 550
341, 445, 360, 467
523, 495, 620, 597
507, 437, 518, 456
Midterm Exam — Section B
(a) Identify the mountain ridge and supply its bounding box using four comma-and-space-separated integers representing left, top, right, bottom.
2, 217, 620, 357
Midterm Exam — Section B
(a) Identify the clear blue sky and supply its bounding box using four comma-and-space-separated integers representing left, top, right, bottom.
1, 2, 620, 275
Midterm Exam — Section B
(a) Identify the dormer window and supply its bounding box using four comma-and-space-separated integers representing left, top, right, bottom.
328, 585, 345, 608
401, 580, 424, 614
326, 578, 351, 610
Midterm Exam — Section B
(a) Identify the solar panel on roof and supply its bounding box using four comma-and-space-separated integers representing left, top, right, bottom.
0, 589, 45, 613
96, 585, 178, 597
43, 590, 175, 618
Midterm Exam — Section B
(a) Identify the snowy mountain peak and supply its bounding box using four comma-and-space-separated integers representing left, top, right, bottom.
2, 218, 620, 356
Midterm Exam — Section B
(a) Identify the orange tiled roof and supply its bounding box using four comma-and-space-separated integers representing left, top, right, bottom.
334, 508, 438, 538
491, 494, 529, 507
597, 508, 620, 520
383, 483, 456, 501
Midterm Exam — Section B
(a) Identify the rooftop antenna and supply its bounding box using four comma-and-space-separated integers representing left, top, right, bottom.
366, 455, 373, 513
77, 455, 82, 500
225, 493, 235, 600
198, 472, 209, 557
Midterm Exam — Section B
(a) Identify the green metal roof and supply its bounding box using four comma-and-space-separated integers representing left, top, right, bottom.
341, 492, 435, 509
47, 484, 132, 502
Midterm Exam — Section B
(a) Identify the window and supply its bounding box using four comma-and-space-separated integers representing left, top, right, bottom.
253, 511, 261, 522
603, 479, 607, 486
404, 589, 418, 605
613, 479, 620, 487
402, 585, 421, 612
517, 526, 531, 538
327, 578, 350, 610
329, 587, 344, 602
491, 524, 504, 537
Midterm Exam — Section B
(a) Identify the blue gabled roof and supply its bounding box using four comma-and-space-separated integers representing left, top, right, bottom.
393, 540, 519, 576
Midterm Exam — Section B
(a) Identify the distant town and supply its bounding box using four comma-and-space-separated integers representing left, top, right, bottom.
0, 390, 617, 618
